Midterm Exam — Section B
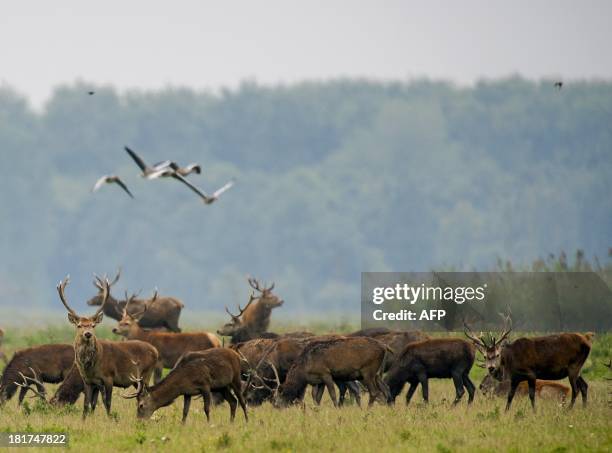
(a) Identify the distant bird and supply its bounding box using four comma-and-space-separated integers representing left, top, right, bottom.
92, 175, 134, 198
148, 162, 202, 178
88, 91, 95, 95
124, 146, 172, 177
554, 81, 563, 90
187, 179, 235, 205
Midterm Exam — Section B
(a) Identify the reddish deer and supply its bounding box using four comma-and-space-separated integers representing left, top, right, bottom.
58, 276, 159, 417
464, 315, 593, 410
276, 337, 390, 408
0, 344, 74, 405
384, 338, 476, 406
50, 364, 85, 407
217, 277, 284, 344
123, 348, 248, 423
112, 295, 220, 382
86, 268, 184, 332
479, 373, 570, 401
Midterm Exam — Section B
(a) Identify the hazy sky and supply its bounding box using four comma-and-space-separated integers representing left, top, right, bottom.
1, 0, 611, 107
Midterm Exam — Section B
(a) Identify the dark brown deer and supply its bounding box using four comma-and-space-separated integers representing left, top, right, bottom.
0, 344, 74, 405
384, 338, 476, 406
374, 330, 430, 372
217, 277, 284, 344
112, 295, 220, 382
123, 348, 248, 423
58, 276, 159, 417
495, 333, 594, 411
86, 268, 184, 332
50, 364, 85, 407
479, 373, 570, 401
276, 336, 389, 408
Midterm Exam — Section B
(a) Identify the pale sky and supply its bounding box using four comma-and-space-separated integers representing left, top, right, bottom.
1, 0, 611, 107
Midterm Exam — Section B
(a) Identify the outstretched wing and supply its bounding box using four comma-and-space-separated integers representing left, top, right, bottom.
212, 180, 235, 198
171, 173, 210, 201
114, 177, 134, 198
124, 146, 148, 172
92, 175, 110, 192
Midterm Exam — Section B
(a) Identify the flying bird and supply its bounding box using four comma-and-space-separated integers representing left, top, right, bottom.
149, 167, 234, 205
124, 146, 172, 177
92, 175, 134, 198
88, 91, 95, 95
554, 81, 563, 90
148, 162, 202, 179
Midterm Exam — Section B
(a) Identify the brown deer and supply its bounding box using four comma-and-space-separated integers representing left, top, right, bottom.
50, 364, 85, 407
123, 348, 248, 423
464, 314, 593, 410
58, 275, 159, 417
217, 277, 284, 344
384, 338, 476, 406
0, 344, 75, 405
112, 295, 220, 382
276, 336, 390, 408
86, 268, 184, 332
479, 373, 570, 401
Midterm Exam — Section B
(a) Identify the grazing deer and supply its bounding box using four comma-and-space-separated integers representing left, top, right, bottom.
112, 295, 220, 382
58, 276, 159, 417
86, 268, 184, 332
384, 338, 476, 406
217, 277, 284, 344
276, 337, 390, 408
50, 364, 86, 407
123, 348, 248, 423
479, 373, 570, 401
0, 344, 74, 405
464, 315, 593, 410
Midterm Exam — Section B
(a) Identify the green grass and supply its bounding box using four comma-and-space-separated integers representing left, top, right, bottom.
0, 324, 610, 452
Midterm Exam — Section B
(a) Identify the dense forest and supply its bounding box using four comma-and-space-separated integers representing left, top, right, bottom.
0, 77, 610, 314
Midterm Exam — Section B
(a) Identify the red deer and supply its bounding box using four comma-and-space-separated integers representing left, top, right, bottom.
479, 373, 570, 401
0, 344, 74, 405
276, 336, 390, 408
217, 277, 284, 344
86, 269, 184, 332
384, 338, 476, 405
50, 365, 85, 407
374, 330, 430, 372
464, 316, 593, 410
112, 295, 220, 382
58, 275, 159, 417
123, 348, 248, 423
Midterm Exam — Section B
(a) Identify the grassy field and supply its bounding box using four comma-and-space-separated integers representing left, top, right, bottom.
0, 324, 610, 452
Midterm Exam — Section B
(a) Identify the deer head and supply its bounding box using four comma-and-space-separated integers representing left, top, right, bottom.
464, 311, 512, 374
112, 292, 147, 337
121, 365, 153, 419
58, 275, 109, 343
218, 292, 258, 335
86, 268, 121, 306
248, 277, 283, 308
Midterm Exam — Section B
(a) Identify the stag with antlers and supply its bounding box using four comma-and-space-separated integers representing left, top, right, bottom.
217, 277, 284, 344
86, 268, 184, 332
463, 312, 513, 373
58, 276, 159, 417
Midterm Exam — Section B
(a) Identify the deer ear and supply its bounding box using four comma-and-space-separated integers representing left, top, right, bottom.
67, 313, 79, 325
93, 312, 104, 325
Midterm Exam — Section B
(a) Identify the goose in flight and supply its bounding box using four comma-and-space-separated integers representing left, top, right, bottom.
124, 146, 172, 178
148, 162, 202, 179
150, 167, 234, 205
92, 175, 134, 198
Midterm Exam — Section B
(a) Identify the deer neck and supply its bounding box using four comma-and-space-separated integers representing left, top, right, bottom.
128, 324, 149, 341
75, 336, 102, 381
148, 373, 184, 410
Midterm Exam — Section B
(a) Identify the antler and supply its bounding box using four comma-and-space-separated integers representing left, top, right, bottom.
121, 361, 144, 399
247, 276, 274, 293
109, 267, 122, 287
14, 368, 47, 401
496, 310, 513, 345
124, 291, 146, 319
463, 319, 487, 349
57, 276, 77, 317
226, 292, 257, 320
92, 276, 110, 318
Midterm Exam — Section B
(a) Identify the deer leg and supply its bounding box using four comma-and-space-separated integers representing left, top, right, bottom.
363, 377, 379, 408
17, 386, 29, 406
83, 384, 93, 418
201, 388, 212, 422
220, 387, 237, 422
231, 379, 248, 422
527, 378, 536, 411
336, 381, 347, 407
405, 381, 418, 406
451, 372, 465, 405
568, 372, 579, 409
505, 376, 521, 411
322, 375, 338, 408
91, 386, 100, 414
463, 373, 476, 404
347, 381, 362, 407
577, 376, 588, 407
311, 385, 324, 405
103, 383, 113, 415
419, 374, 429, 403
182, 395, 191, 423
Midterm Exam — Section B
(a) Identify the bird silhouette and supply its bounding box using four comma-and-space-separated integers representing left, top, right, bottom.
124, 146, 172, 177
554, 81, 563, 90
92, 175, 134, 198
88, 91, 95, 95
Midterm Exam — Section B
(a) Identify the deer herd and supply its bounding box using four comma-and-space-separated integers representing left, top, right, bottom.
0, 270, 601, 424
